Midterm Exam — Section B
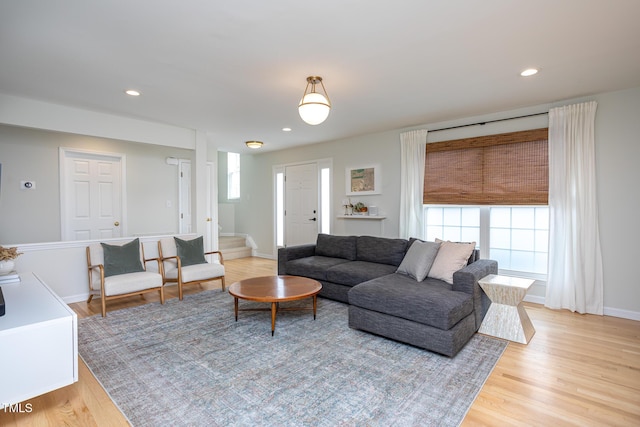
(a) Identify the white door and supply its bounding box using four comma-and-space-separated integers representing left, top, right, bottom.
205, 161, 218, 256
285, 163, 318, 246
60, 149, 124, 241
179, 160, 192, 233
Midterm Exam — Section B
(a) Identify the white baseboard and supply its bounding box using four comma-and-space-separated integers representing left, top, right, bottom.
524, 294, 640, 321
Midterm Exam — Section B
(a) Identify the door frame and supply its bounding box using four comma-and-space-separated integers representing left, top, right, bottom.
59, 147, 127, 241
273, 158, 332, 252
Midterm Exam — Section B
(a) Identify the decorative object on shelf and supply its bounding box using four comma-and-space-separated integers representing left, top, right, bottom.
342, 198, 354, 215
346, 164, 381, 196
368, 206, 379, 216
342, 199, 353, 215
353, 202, 368, 215
0, 245, 21, 276
299, 76, 331, 125
245, 140, 264, 149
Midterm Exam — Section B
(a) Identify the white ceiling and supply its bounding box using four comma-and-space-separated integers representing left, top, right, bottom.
1, 0, 640, 153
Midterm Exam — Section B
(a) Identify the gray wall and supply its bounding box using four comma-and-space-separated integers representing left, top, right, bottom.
0, 124, 194, 244
232, 86, 640, 317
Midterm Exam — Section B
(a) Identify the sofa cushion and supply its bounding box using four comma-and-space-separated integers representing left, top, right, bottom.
315, 234, 357, 260
396, 240, 441, 281
348, 273, 474, 331
428, 240, 477, 284
326, 261, 398, 286
285, 256, 351, 281
356, 236, 408, 266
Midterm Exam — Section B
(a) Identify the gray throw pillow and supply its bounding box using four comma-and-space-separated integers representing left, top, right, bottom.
396, 240, 441, 282
175, 236, 207, 267
101, 238, 144, 277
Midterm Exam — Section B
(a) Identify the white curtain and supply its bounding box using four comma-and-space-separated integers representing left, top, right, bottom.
546, 101, 603, 314
399, 129, 428, 239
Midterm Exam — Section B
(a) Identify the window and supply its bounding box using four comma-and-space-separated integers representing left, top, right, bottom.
423, 128, 550, 279
424, 205, 549, 278
227, 152, 240, 200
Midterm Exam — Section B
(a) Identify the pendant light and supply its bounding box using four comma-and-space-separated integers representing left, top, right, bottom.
298, 76, 331, 125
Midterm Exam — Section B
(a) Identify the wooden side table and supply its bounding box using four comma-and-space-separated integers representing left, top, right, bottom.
478, 274, 535, 344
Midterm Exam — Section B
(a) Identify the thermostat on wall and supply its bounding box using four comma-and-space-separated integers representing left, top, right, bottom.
20, 180, 36, 190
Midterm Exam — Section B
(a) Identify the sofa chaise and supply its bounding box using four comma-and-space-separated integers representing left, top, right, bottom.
278, 234, 497, 356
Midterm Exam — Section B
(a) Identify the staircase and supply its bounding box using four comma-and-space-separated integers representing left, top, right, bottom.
219, 236, 253, 260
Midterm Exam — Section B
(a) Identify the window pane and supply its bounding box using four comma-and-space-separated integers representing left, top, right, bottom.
490, 228, 510, 249
276, 172, 284, 246
535, 207, 549, 229
512, 229, 534, 251
443, 208, 461, 226
426, 204, 548, 276
426, 207, 443, 225
512, 207, 534, 229
461, 228, 480, 245
461, 208, 480, 226
320, 168, 330, 235
227, 152, 240, 199
491, 207, 511, 227
442, 226, 461, 242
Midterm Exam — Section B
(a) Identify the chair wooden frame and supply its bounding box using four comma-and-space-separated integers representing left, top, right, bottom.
86, 244, 165, 317
158, 243, 225, 300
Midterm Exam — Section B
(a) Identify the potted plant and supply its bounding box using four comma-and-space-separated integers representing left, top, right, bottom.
354, 202, 368, 215
0, 245, 22, 275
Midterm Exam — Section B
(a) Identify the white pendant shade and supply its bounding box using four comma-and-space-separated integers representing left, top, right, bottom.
298, 76, 331, 125
299, 93, 331, 125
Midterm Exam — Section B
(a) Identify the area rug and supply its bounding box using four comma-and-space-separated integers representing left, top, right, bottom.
78, 290, 506, 427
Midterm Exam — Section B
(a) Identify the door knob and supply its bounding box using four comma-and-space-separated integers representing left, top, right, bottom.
114, 221, 120, 226
309, 218, 317, 221
206, 218, 212, 222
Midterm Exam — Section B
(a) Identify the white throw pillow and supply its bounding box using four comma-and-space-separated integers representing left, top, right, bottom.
396, 240, 441, 282
427, 239, 476, 284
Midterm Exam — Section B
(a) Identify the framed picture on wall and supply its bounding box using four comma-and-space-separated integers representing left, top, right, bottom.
346, 164, 380, 196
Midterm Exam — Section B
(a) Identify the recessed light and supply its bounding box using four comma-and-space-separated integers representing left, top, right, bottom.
520, 68, 539, 77
282, 127, 292, 132
125, 89, 141, 96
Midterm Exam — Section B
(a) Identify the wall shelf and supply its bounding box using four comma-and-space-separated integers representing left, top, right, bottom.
337, 215, 386, 220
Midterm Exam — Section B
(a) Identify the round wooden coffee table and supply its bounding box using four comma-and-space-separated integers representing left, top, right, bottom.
228, 275, 322, 336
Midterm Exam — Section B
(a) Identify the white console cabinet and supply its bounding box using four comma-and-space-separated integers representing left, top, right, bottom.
0, 273, 78, 406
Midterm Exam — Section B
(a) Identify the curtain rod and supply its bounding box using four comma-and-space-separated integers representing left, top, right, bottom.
427, 111, 548, 133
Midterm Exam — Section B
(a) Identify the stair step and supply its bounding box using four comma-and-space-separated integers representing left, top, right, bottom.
221, 246, 253, 260
219, 236, 252, 260
219, 236, 246, 249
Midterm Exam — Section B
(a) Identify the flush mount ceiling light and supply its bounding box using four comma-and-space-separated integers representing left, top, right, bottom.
125, 89, 141, 96
245, 140, 264, 149
520, 68, 539, 77
298, 76, 331, 125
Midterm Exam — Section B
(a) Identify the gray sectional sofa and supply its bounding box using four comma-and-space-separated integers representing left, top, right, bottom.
277, 234, 497, 357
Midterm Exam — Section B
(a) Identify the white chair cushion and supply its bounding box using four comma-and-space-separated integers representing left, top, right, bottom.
103, 271, 162, 297
163, 262, 225, 282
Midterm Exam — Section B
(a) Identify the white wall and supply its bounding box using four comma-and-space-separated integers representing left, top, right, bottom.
237, 86, 640, 319
0, 124, 193, 243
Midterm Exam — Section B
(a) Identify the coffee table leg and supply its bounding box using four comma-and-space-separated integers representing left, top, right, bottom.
313, 295, 317, 320
234, 297, 238, 321
271, 302, 277, 336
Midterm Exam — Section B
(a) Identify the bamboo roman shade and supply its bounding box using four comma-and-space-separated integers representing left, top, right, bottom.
424, 128, 548, 205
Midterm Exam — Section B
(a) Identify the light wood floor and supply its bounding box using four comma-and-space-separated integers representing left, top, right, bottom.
1, 257, 638, 426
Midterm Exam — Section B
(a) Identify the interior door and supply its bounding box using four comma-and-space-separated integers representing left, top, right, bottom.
179, 160, 192, 233
285, 163, 318, 246
61, 149, 123, 241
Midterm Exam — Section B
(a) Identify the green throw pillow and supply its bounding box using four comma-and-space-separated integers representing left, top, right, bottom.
174, 236, 207, 267
101, 238, 145, 277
